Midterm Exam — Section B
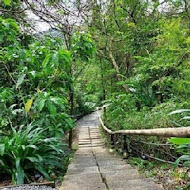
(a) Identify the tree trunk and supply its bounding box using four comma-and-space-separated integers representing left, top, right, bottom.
107, 50, 130, 93
68, 84, 74, 148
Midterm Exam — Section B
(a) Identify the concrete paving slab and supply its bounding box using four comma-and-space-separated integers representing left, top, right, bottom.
59, 111, 164, 190
107, 178, 162, 189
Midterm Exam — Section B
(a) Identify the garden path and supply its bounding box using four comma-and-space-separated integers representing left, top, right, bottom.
59, 111, 164, 190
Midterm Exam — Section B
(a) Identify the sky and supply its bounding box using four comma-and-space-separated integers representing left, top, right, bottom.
25, 0, 179, 33
26, 10, 51, 32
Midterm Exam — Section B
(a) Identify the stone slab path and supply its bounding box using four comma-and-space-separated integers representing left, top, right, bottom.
60, 111, 164, 190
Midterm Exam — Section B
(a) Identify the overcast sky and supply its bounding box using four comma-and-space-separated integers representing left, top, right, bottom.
25, 0, 180, 33
26, 10, 51, 32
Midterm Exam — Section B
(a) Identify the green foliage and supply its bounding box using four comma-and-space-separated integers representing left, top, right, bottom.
3, 0, 11, 6
86, 2, 190, 188
92, 1, 190, 132
0, 17, 74, 184
129, 157, 154, 170
0, 0, 189, 188
0, 124, 67, 184
72, 32, 96, 61
75, 62, 103, 116
0, 16, 95, 184
169, 110, 190, 167
0, 17, 75, 135
105, 95, 186, 130
169, 138, 190, 145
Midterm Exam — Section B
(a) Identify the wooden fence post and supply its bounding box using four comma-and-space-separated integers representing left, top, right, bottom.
114, 134, 118, 151
69, 129, 73, 149
103, 106, 107, 121
123, 135, 128, 158
110, 134, 115, 149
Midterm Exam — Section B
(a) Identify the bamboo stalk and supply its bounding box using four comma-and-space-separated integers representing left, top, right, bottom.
114, 127, 190, 137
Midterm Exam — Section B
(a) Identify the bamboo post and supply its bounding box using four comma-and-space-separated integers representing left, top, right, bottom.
69, 129, 73, 148
114, 133, 118, 151
110, 134, 115, 149
123, 135, 128, 158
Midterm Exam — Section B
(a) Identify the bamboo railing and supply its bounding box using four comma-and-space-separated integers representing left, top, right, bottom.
98, 111, 190, 137
97, 110, 190, 164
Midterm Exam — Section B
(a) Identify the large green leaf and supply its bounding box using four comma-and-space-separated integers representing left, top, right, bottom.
0, 144, 5, 156
26, 157, 39, 163
181, 116, 190, 120
42, 54, 51, 68
169, 138, 190, 145
36, 166, 50, 180
3, 0, 11, 6
65, 118, 74, 128
25, 98, 34, 113
16, 74, 26, 88
47, 101, 57, 115
15, 158, 24, 184
25, 145, 38, 150
38, 99, 46, 111
175, 155, 190, 166
16, 167, 24, 184
169, 109, 190, 115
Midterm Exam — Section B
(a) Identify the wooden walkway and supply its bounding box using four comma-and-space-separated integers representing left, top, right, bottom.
60, 111, 164, 190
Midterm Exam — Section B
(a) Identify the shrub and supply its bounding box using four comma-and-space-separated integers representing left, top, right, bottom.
169, 109, 190, 167
0, 124, 67, 184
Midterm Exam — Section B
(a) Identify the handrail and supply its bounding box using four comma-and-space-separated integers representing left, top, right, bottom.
97, 111, 190, 138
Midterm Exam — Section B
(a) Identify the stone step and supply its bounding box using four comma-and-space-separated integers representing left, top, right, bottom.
101, 169, 140, 176
73, 155, 95, 158
68, 162, 97, 169
75, 152, 93, 155
63, 175, 102, 183
107, 178, 163, 189
66, 166, 99, 175
99, 164, 133, 173
65, 173, 102, 179
97, 160, 127, 167
102, 171, 144, 182
64, 173, 101, 180
96, 157, 124, 162
71, 158, 96, 164
60, 182, 106, 190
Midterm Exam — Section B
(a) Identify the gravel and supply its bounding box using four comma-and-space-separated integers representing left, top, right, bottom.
2, 185, 55, 190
